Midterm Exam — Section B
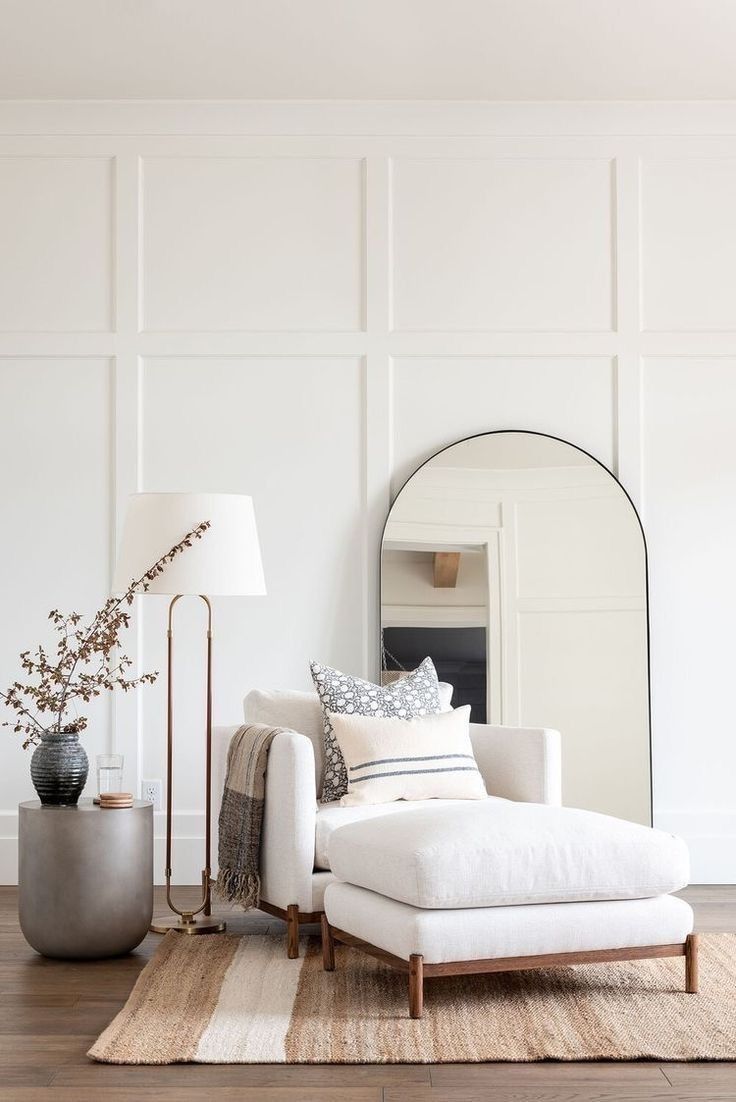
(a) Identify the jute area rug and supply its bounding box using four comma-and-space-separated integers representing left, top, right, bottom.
90, 931, 736, 1064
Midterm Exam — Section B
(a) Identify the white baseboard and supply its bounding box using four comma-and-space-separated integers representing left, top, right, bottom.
654, 810, 736, 883
0, 838, 17, 884
152, 811, 211, 885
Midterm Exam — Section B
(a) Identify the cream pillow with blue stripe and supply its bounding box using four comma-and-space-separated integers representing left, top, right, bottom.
329, 705, 487, 806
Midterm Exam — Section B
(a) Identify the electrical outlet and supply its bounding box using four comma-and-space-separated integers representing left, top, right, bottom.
141, 779, 163, 811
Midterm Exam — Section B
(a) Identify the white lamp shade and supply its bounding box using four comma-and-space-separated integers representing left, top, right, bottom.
112, 493, 266, 597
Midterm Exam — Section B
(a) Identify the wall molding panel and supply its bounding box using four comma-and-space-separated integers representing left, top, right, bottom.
0, 104, 734, 883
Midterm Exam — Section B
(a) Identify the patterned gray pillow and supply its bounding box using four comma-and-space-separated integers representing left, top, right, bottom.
309, 657, 442, 803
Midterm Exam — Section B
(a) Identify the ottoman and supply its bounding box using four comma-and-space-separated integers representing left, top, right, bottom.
321, 800, 697, 1018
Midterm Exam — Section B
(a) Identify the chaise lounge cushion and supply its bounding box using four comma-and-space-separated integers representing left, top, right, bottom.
328, 799, 689, 909
315, 798, 473, 870
324, 882, 694, 964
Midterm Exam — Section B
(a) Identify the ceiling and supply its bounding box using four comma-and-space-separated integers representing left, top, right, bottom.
1, 0, 734, 101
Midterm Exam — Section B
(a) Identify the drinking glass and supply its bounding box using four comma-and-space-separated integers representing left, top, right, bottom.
96, 754, 124, 797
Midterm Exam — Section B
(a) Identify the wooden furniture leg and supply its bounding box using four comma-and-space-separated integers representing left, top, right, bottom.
686, 932, 699, 993
409, 954, 424, 1019
286, 904, 300, 959
321, 915, 335, 971
258, 901, 324, 958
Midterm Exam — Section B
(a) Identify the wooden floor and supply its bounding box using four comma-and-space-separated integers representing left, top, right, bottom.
2, 885, 735, 1101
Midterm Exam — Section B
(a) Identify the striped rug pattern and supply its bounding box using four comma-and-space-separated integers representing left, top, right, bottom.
89, 931, 736, 1063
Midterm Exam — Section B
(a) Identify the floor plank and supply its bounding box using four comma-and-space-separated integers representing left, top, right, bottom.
660, 1062, 736, 1087
430, 1063, 670, 1085
0, 994, 77, 1008
0, 1036, 95, 1066
0, 1069, 55, 1088
53, 1065, 432, 1086
0, 1005, 125, 1035
0, 884, 733, 1098
385, 1089, 736, 1102
0, 1091, 383, 1102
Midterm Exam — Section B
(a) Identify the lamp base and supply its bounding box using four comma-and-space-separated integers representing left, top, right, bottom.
150, 915, 226, 935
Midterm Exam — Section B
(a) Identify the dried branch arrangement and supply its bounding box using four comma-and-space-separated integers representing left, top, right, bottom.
1, 521, 210, 747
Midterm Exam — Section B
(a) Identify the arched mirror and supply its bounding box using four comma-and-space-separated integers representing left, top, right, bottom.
380, 431, 651, 826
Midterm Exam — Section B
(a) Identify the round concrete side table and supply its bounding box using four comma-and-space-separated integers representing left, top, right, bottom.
19, 799, 153, 959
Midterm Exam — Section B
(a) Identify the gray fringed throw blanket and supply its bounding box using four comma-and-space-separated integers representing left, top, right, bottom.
215, 723, 286, 909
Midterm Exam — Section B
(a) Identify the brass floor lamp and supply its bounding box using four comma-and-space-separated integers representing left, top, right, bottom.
113, 492, 266, 935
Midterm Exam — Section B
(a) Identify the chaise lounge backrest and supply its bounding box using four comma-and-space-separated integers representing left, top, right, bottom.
244, 688, 327, 790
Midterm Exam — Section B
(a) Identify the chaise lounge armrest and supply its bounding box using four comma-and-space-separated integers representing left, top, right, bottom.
469, 722, 562, 806
212, 724, 317, 913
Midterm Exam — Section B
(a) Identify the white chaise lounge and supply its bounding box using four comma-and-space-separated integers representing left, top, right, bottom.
213, 687, 694, 1011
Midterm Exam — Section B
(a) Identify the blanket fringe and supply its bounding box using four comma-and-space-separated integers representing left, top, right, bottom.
214, 867, 261, 910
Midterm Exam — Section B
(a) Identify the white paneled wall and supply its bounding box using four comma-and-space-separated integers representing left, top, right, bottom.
391, 158, 613, 331
640, 160, 736, 331
0, 103, 735, 882
141, 157, 364, 331
0, 157, 113, 331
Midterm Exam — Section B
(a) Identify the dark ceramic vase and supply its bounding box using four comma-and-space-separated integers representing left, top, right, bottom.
30, 730, 89, 806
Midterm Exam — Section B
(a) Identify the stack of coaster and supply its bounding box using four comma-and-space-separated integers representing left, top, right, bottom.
99, 791, 134, 809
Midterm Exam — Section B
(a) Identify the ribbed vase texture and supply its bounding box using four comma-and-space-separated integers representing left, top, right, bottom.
30, 731, 88, 805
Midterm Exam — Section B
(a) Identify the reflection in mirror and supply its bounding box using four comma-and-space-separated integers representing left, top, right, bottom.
380, 431, 650, 825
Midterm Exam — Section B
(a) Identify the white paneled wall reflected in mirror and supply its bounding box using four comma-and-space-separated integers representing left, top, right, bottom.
381, 431, 650, 826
